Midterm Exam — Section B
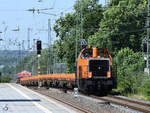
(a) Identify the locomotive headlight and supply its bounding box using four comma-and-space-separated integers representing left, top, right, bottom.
107, 71, 111, 78
88, 72, 92, 78
98, 66, 101, 70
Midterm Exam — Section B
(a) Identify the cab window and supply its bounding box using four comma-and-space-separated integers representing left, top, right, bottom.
105, 51, 109, 58
98, 49, 104, 57
81, 49, 92, 59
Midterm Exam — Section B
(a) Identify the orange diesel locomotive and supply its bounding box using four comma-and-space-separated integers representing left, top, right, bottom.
20, 47, 117, 93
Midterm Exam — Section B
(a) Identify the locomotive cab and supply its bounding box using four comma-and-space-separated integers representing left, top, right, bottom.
77, 47, 116, 93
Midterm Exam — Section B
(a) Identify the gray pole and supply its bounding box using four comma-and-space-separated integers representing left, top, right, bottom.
147, 0, 150, 75
27, 28, 30, 50
53, 47, 56, 73
75, 0, 79, 64
75, 0, 79, 83
81, 0, 83, 41
18, 42, 21, 72
32, 39, 36, 75
47, 19, 51, 74
22, 40, 25, 71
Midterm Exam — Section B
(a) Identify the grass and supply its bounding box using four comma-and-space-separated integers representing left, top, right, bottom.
128, 94, 148, 101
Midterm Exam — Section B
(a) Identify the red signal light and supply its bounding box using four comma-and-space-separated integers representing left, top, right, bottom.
143, 43, 147, 53
37, 40, 42, 54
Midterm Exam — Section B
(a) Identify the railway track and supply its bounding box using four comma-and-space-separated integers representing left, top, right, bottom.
91, 95, 150, 113
35, 90, 93, 113
28, 86, 150, 113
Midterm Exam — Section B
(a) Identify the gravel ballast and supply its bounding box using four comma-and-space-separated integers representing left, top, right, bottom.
31, 88, 139, 113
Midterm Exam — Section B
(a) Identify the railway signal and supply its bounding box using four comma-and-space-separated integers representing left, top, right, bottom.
142, 38, 148, 54
37, 40, 42, 54
143, 42, 147, 53
36, 40, 42, 88
142, 38, 149, 75
81, 39, 87, 50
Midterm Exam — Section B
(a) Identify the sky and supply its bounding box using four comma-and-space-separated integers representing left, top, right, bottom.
0, 0, 105, 50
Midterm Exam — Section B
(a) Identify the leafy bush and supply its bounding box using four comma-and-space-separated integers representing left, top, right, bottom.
141, 76, 150, 100
0, 75, 11, 83
114, 48, 145, 94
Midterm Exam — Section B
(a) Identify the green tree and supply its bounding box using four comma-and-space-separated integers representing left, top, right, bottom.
115, 48, 145, 94
88, 0, 146, 53
54, 0, 104, 72
0, 75, 11, 83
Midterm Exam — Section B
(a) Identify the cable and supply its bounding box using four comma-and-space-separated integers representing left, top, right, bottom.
52, 0, 56, 9
0, 9, 25, 12
54, 6, 74, 17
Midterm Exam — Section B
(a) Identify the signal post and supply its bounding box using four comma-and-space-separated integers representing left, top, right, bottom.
143, 38, 149, 75
37, 40, 42, 88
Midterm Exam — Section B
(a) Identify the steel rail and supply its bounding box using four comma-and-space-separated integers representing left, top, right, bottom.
27, 86, 150, 112
37, 91, 93, 113
91, 95, 150, 113
108, 95, 150, 107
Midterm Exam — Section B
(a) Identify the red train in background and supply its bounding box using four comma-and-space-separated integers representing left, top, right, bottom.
19, 47, 117, 94
17, 71, 32, 83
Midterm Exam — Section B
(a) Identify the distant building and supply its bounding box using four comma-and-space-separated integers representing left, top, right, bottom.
53, 63, 66, 73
